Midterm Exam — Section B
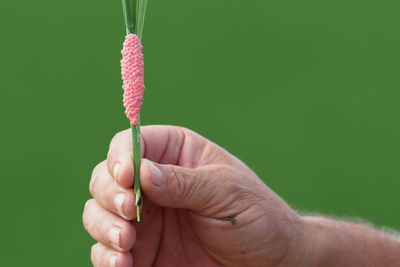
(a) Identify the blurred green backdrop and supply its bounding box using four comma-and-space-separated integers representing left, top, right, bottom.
1, 0, 399, 266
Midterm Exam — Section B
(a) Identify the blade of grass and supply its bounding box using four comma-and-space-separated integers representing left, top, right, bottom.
136, 0, 148, 39
122, 0, 136, 34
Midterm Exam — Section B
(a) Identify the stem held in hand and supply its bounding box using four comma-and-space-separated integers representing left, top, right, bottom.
121, 0, 148, 222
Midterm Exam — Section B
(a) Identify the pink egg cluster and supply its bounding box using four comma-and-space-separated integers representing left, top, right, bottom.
121, 34, 145, 126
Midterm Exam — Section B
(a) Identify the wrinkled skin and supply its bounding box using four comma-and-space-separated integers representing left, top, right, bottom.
83, 126, 304, 267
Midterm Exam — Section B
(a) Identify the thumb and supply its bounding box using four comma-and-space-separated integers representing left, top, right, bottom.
140, 159, 228, 211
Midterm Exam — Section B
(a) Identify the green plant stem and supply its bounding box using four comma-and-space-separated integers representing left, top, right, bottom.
131, 125, 142, 222
122, 0, 148, 222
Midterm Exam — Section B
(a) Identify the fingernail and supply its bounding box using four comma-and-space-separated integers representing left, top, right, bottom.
114, 193, 126, 218
109, 227, 121, 248
114, 163, 122, 180
109, 254, 118, 267
148, 161, 164, 186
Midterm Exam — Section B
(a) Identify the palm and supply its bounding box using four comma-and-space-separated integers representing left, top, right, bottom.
127, 126, 284, 267
132, 204, 222, 267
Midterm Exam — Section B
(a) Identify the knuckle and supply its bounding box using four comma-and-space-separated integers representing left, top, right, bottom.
90, 243, 100, 266
216, 165, 242, 194
91, 161, 105, 177
89, 178, 96, 197
169, 168, 191, 202
90, 244, 97, 262
217, 166, 260, 203
84, 198, 95, 209
178, 127, 200, 145
82, 199, 95, 231
109, 129, 129, 149
169, 167, 202, 204
177, 126, 195, 136
106, 149, 115, 165
90, 161, 105, 195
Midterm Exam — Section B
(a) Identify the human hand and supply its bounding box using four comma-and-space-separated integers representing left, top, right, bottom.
83, 125, 305, 267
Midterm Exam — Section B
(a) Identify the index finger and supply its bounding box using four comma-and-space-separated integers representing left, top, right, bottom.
106, 125, 211, 188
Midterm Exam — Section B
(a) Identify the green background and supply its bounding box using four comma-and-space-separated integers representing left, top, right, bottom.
1, 0, 399, 266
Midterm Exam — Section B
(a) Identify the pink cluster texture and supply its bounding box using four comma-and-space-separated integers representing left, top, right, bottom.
121, 34, 145, 126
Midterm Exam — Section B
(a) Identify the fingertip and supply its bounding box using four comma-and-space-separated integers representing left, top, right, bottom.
111, 156, 134, 188
120, 222, 136, 251
114, 191, 137, 220
139, 159, 167, 207
113, 163, 122, 183
140, 159, 156, 188
142, 159, 165, 185
91, 243, 132, 267
117, 251, 133, 267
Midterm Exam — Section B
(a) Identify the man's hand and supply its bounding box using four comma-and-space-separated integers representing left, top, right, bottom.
83, 125, 400, 267
82, 125, 303, 267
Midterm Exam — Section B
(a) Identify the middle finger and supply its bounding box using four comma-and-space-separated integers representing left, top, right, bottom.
83, 199, 136, 252
90, 161, 137, 220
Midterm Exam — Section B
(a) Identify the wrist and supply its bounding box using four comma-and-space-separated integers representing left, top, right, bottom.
293, 216, 400, 267
300, 216, 337, 266
276, 215, 314, 267
279, 216, 341, 267
280, 214, 400, 267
